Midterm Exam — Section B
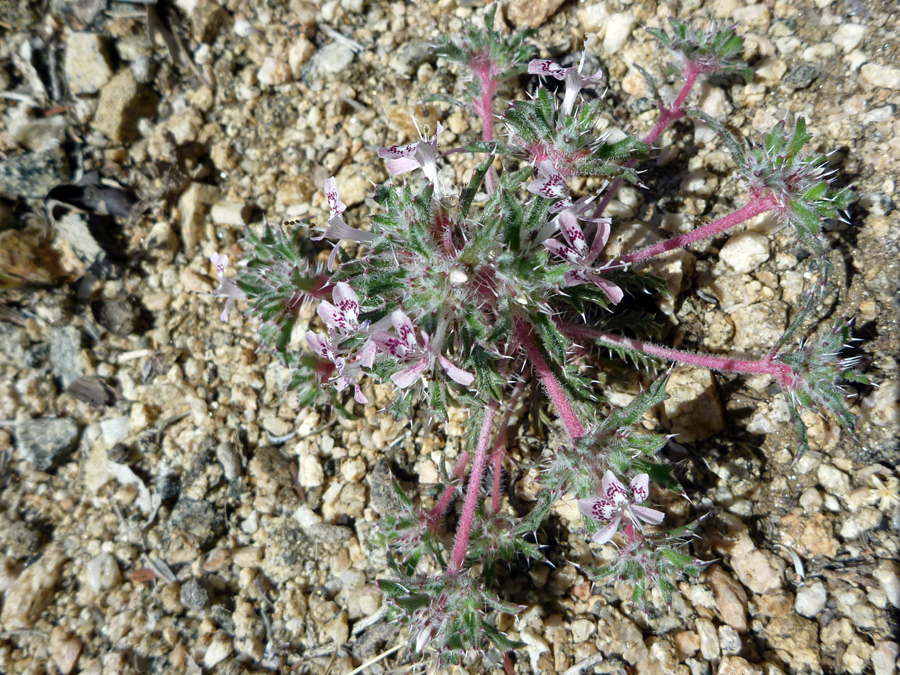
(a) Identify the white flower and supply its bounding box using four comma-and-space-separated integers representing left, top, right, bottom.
528, 55, 604, 116
314, 178, 376, 271
578, 471, 664, 545
209, 253, 246, 322
378, 122, 446, 197
317, 282, 361, 335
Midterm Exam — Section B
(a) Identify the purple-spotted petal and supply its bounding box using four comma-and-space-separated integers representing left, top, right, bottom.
438, 354, 474, 386
590, 274, 624, 305
306, 331, 334, 362
391, 357, 430, 388
557, 210, 587, 257
391, 310, 419, 352
591, 514, 623, 545
527, 160, 569, 200
587, 217, 612, 263
333, 283, 359, 324
544, 239, 582, 266
356, 341, 377, 368
371, 331, 410, 359
324, 177, 345, 219
352, 382, 368, 405
630, 505, 665, 525
578, 497, 617, 523
601, 470, 628, 505
527, 59, 568, 80
629, 474, 650, 502
210, 252, 228, 278
378, 142, 418, 160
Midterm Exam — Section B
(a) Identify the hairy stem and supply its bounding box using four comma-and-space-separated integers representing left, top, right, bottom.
449, 400, 499, 573
563, 325, 793, 386
594, 62, 701, 218
516, 319, 586, 440
425, 450, 470, 533
621, 192, 778, 264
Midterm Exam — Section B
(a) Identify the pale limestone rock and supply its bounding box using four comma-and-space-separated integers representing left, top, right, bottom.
720, 232, 770, 273
1, 546, 67, 629
604, 13, 636, 55
65, 32, 113, 95
661, 367, 725, 443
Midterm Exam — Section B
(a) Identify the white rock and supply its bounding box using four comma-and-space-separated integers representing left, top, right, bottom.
802, 43, 836, 61
603, 13, 635, 56
577, 2, 609, 33
289, 37, 316, 78
297, 454, 324, 488
99, 416, 129, 445
571, 619, 596, 643
720, 231, 770, 273
520, 628, 550, 670
696, 617, 720, 661
203, 632, 232, 668
795, 581, 827, 618
872, 641, 899, 675
294, 504, 322, 529
799, 487, 824, 513
718, 625, 742, 655
873, 560, 900, 609
831, 24, 866, 52
817, 463, 850, 496
314, 42, 354, 76
258, 57, 291, 86
861, 63, 900, 90
65, 33, 114, 95
86, 552, 122, 593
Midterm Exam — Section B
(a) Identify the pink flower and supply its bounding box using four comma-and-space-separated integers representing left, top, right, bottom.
378, 122, 445, 197
371, 310, 474, 389
305, 330, 371, 404
543, 210, 623, 304
209, 253, 246, 322
527, 160, 571, 208
317, 282, 361, 335
578, 471, 665, 545
528, 55, 604, 116
314, 178, 376, 271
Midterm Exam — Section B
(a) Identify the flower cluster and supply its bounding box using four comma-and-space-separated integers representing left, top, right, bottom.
211, 9, 866, 668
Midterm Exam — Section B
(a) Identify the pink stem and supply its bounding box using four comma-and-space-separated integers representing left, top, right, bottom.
449, 400, 499, 573
562, 325, 793, 387
516, 318, 586, 441
621, 192, 778, 264
425, 451, 470, 532
593, 63, 701, 219
478, 76, 499, 194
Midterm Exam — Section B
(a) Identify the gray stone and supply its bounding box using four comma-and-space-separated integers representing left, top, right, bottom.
180, 577, 210, 611
50, 326, 82, 390
303, 42, 354, 88
718, 624, 742, 655
164, 497, 224, 564
262, 516, 314, 583
0, 147, 71, 199
388, 41, 432, 77
15, 417, 80, 470
783, 63, 820, 90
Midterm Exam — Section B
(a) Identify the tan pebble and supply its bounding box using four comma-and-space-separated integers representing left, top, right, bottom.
231, 546, 263, 568
674, 630, 700, 658
1, 547, 67, 630
706, 565, 749, 633
50, 626, 82, 675
203, 632, 232, 668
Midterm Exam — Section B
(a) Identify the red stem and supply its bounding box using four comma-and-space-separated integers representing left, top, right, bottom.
425, 451, 469, 533
516, 318, 585, 441
620, 192, 778, 264
562, 324, 793, 387
449, 400, 499, 573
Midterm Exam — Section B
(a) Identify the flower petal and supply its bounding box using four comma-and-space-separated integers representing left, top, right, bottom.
385, 156, 422, 176
591, 514, 622, 545
587, 217, 612, 263
324, 177, 345, 219
391, 357, 430, 388
578, 497, 616, 523
630, 505, 665, 525
544, 239, 582, 265
378, 142, 418, 160
371, 331, 410, 359
557, 210, 587, 257
391, 310, 419, 352
601, 470, 628, 504
438, 354, 474, 386
527, 59, 568, 80
527, 160, 569, 200
589, 274, 624, 305
333, 282, 359, 325
629, 474, 650, 502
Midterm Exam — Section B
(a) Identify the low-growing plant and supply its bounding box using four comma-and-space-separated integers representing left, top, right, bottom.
212, 7, 864, 667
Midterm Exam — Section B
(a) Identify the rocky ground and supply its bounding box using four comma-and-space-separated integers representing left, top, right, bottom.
0, 0, 898, 673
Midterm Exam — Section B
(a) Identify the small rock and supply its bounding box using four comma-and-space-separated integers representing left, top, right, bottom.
258, 57, 292, 86
165, 497, 224, 564
872, 641, 899, 675
189, 0, 229, 43
603, 13, 635, 55
719, 657, 763, 675
92, 70, 159, 143
388, 41, 432, 77
839, 507, 883, 539
732, 301, 787, 350
0, 226, 67, 286
210, 201, 252, 226
571, 619, 596, 643
795, 581, 827, 618
765, 615, 820, 673
298, 453, 325, 488
507, 0, 565, 28
873, 560, 900, 609
696, 617, 720, 661
818, 463, 850, 496
718, 625, 742, 655
661, 367, 725, 443
65, 33, 113, 95
0, 546, 67, 629
262, 516, 314, 583
180, 577, 210, 611
720, 232, 770, 273
831, 24, 866, 52
179, 182, 219, 250
216, 440, 241, 481
861, 63, 900, 90
777, 512, 839, 558
754, 58, 788, 86
232, 546, 262, 568
304, 42, 354, 86
595, 606, 649, 665
706, 565, 748, 633
289, 37, 316, 78
520, 628, 550, 670
50, 626, 82, 675
323, 610, 349, 644
15, 417, 79, 470
94, 297, 140, 336
732, 4, 769, 31
85, 552, 121, 593
0, 147, 71, 199
576, 2, 610, 32
782, 64, 820, 90
203, 632, 232, 668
